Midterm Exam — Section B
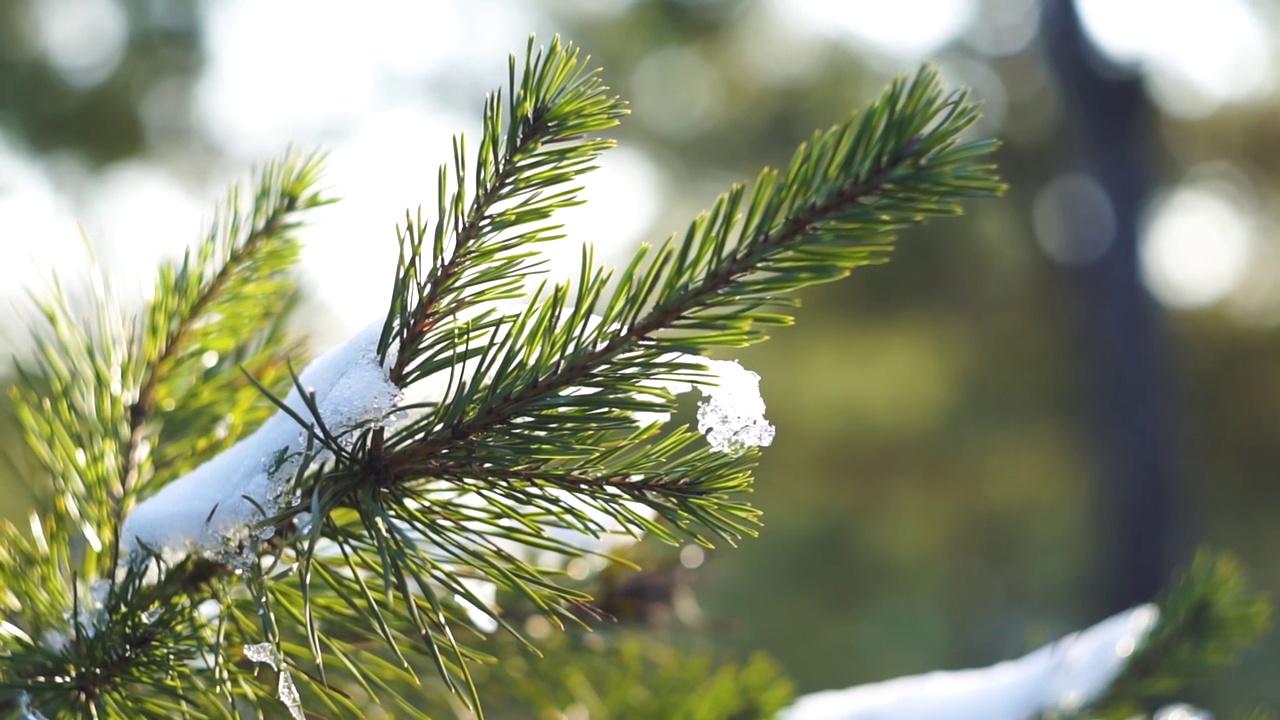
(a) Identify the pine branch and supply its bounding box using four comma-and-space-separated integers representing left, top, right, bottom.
274, 55, 1001, 707
369, 64, 999, 557
4, 36, 1006, 720
392, 65, 999, 466
1085, 551, 1272, 719
1, 154, 333, 718
380, 35, 627, 388
129, 152, 331, 495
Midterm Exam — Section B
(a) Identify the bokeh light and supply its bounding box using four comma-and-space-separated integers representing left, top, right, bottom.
27, 0, 127, 88
777, 0, 977, 60
1076, 0, 1272, 117
1139, 179, 1255, 308
1033, 172, 1116, 266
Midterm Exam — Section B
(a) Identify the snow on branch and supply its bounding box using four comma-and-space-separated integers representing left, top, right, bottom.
782, 604, 1159, 720
121, 322, 400, 557
692, 359, 775, 453
120, 311, 772, 559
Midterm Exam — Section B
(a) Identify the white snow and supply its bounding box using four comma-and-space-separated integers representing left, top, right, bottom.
782, 604, 1159, 720
694, 359, 774, 453
633, 354, 774, 454
121, 322, 400, 557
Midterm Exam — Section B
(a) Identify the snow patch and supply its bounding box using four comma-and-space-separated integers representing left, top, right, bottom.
695, 359, 774, 453
782, 604, 1159, 720
635, 354, 774, 454
121, 322, 399, 557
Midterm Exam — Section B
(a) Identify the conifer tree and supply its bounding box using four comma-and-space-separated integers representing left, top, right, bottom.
0, 36, 1269, 720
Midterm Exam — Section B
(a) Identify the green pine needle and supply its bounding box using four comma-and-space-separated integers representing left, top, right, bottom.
1085, 550, 1272, 719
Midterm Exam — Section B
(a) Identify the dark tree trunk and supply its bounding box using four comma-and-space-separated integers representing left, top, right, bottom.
1041, 0, 1189, 611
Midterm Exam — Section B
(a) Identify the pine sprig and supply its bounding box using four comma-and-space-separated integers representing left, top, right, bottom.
1, 154, 333, 717
4, 36, 1009, 719
1086, 551, 1272, 719
381, 34, 627, 388
351, 64, 1006, 592
131, 152, 332, 497
268, 57, 1002, 708
373, 64, 1000, 561
393, 65, 1001, 466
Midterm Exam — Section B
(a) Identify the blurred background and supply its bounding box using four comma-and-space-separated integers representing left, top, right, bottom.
1, 0, 1278, 711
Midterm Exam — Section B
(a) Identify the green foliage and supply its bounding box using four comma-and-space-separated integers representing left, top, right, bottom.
137, 153, 330, 499
0, 556, 210, 718
269, 37, 1002, 710
0, 154, 332, 717
1086, 551, 1272, 720
0, 32, 1149, 720
439, 629, 795, 719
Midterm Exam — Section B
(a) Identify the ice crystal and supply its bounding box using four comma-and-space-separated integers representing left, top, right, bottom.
243, 642, 278, 668
244, 642, 304, 720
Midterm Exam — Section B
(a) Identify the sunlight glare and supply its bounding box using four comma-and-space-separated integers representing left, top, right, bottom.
83, 162, 207, 301
0, 148, 87, 296
1139, 181, 1254, 309
773, 0, 976, 60
548, 147, 662, 278
1075, 0, 1272, 117
299, 105, 465, 332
